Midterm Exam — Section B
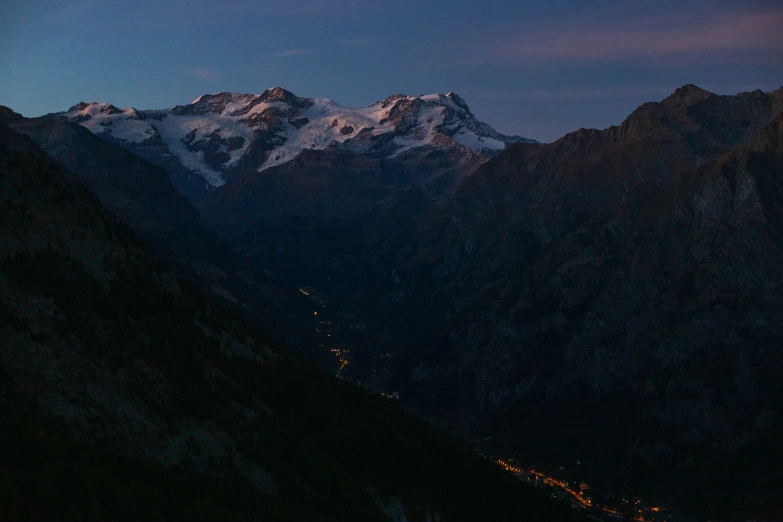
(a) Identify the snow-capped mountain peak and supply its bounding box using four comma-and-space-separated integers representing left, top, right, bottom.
60, 88, 537, 188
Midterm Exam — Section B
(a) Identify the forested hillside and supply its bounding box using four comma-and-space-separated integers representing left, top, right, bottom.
0, 123, 580, 521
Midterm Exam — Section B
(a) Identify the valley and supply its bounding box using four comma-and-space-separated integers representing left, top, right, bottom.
2, 82, 782, 521
182, 85, 783, 520
4, 2, 783, 520
295, 285, 708, 521
0, 120, 581, 521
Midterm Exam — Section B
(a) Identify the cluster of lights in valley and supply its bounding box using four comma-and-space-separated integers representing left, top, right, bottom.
495, 459, 670, 521
304, 287, 675, 520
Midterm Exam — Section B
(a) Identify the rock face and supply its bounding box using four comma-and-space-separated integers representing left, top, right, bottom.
339, 86, 783, 517
58, 88, 535, 200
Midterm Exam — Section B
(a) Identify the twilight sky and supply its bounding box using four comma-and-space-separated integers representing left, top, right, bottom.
1, 0, 781, 142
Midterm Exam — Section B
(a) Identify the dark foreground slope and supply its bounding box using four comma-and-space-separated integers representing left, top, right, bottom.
0, 124, 580, 521
1, 107, 312, 346
344, 86, 783, 518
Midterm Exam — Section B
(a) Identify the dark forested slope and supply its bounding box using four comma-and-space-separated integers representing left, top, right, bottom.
2, 107, 315, 350
0, 122, 580, 521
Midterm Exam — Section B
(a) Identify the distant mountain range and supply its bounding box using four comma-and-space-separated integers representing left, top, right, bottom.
59, 87, 535, 199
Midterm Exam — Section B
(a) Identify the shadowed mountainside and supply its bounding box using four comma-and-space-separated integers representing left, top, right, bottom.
2, 108, 312, 345
0, 122, 581, 521
338, 86, 783, 518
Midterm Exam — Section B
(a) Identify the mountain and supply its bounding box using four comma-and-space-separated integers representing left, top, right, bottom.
2, 107, 315, 345
59, 87, 535, 200
4, 107, 221, 268
51, 89, 534, 288
326, 85, 783, 518
0, 122, 579, 521
10, 83, 783, 518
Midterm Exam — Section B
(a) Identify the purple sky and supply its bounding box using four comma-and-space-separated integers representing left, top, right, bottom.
1, 0, 781, 142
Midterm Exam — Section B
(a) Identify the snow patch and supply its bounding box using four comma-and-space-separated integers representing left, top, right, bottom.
63, 103, 156, 143
256, 98, 397, 171
451, 131, 505, 151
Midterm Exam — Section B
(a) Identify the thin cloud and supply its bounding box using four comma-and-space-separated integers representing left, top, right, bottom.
476, 83, 782, 102
484, 86, 676, 101
335, 38, 369, 45
150, 0, 376, 23
266, 48, 314, 59
56, 1, 97, 19
184, 67, 219, 81
488, 8, 783, 66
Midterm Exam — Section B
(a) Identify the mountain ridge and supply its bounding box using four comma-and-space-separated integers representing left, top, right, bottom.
57, 87, 537, 199
314, 85, 783, 518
